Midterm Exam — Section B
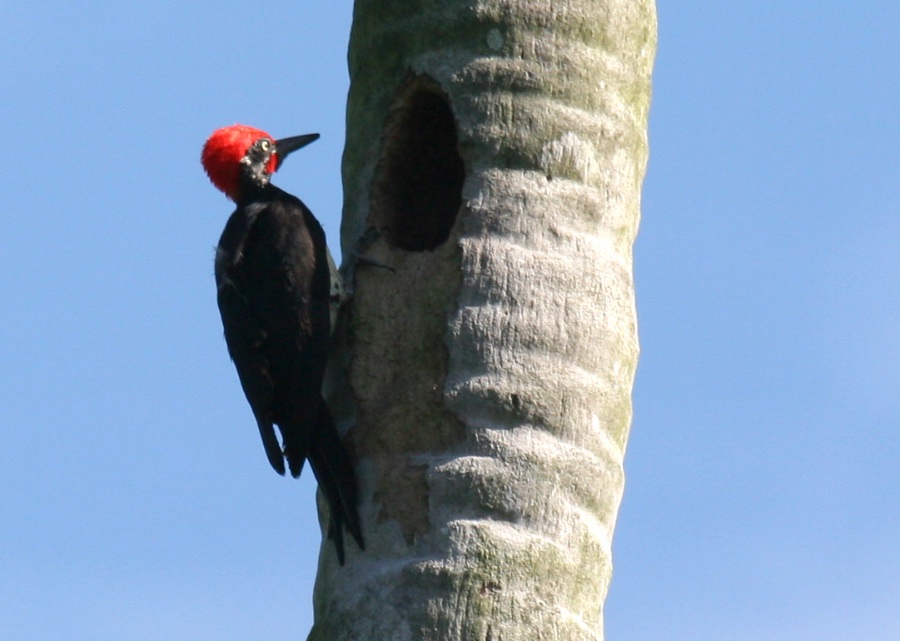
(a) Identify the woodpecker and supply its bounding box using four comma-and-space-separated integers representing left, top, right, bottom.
202, 124, 363, 564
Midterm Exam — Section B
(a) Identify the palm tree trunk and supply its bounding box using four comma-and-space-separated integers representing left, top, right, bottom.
312, 1, 656, 639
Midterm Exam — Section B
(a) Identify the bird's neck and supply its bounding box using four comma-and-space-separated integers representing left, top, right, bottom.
235, 174, 276, 205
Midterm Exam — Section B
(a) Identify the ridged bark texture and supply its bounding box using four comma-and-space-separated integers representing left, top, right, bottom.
313, 1, 655, 640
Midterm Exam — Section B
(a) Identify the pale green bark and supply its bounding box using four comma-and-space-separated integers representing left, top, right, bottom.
313, 1, 655, 639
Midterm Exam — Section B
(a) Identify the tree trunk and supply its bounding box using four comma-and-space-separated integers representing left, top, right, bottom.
311, 1, 655, 639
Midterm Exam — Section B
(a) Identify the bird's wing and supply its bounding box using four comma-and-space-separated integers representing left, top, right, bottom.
216, 279, 285, 475
215, 206, 285, 475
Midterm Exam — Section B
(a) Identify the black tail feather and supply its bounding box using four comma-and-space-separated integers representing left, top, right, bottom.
307, 400, 365, 564
256, 418, 286, 476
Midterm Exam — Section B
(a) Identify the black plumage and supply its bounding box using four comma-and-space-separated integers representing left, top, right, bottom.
205, 126, 364, 564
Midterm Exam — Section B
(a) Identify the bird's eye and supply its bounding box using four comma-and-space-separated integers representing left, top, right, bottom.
258, 139, 271, 151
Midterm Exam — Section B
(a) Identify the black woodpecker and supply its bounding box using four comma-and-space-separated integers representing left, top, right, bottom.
201, 124, 363, 564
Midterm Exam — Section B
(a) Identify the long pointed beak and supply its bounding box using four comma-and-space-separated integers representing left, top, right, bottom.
275, 133, 320, 169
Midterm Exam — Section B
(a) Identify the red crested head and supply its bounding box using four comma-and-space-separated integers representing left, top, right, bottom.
201, 125, 277, 201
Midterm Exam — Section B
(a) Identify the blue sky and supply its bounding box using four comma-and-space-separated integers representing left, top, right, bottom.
1, 2, 897, 640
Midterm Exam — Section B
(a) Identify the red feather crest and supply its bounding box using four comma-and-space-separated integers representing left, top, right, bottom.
201, 124, 277, 200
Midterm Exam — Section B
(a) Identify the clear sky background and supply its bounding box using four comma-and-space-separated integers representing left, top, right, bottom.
1, 2, 897, 640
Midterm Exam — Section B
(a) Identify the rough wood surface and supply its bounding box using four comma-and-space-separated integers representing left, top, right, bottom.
312, 1, 656, 639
